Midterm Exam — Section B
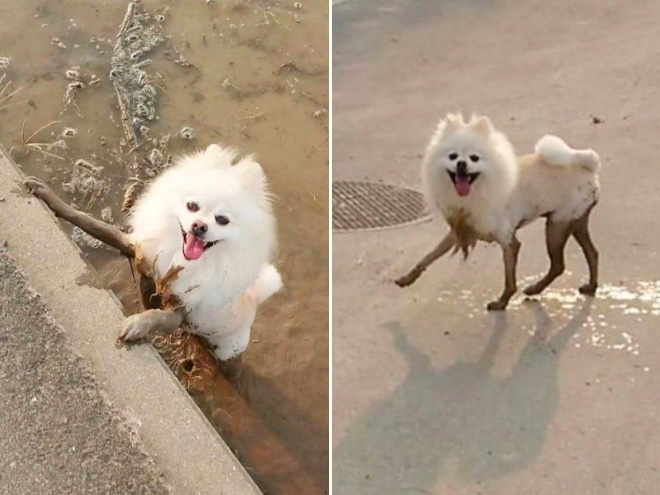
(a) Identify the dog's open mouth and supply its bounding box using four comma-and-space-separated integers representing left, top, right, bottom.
181, 230, 219, 261
448, 171, 480, 197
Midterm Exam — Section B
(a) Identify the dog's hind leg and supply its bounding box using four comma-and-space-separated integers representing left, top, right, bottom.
523, 219, 572, 296
487, 236, 521, 311
572, 209, 598, 295
395, 231, 455, 287
24, 176, 135, 258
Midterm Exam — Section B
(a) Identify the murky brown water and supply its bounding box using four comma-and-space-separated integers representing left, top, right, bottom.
0, 1, 328, 493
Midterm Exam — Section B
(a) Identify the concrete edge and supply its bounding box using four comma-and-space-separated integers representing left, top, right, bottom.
0, 146, 262, 495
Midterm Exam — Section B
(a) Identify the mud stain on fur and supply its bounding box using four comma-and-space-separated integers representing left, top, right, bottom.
447, 211, 479, 258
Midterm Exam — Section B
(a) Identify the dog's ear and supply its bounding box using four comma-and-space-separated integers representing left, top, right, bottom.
203, 144, 234, 169
444, 112, 465, 131
234, 158, 271, 204
469, 115, 494, 136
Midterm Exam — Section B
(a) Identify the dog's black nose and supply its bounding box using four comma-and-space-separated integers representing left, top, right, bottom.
192, 220, 208, 236
456, 160, 467, 174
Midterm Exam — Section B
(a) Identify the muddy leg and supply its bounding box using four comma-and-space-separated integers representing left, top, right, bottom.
487, 237, 521, 311
524, 220, 572, 296
139, 274, 162, 310
119, 308, 184, 342
24, 176, 135, 257
395, 231, 455, 287
572, 211, 598, 295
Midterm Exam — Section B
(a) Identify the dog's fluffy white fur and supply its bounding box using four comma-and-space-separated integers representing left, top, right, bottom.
422, 113, 600, 245
129, 144, 282, 360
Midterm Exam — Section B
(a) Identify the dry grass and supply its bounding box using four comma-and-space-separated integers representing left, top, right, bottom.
9, 120, 65, 161
0, 73, 26, 111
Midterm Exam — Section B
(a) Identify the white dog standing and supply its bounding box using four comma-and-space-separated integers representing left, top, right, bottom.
27, 144, 282, 360
396, 113, 600, 310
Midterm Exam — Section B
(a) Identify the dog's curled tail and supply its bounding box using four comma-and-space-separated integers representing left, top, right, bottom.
535, 135, 601, 172
253, 264, 284, 304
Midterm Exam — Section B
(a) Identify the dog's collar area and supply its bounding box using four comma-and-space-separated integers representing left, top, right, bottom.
448, 170, 480, 184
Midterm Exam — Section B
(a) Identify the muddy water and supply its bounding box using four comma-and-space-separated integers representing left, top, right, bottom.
0, 1, 328, 493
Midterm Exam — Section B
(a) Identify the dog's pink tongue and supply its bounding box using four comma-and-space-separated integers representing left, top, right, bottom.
184, 235, 205, 260
455, 176, 471, 197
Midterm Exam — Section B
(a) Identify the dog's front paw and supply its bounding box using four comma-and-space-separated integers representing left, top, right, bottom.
24, 176, 63, 211
24, 176, 51, 199
487, 299, 508, 311
118, 313, 153, 342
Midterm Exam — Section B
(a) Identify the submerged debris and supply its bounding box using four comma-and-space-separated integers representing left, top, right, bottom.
111, 2, 165, 148
170, 51, 192, 67
65, 68, 80, 80
179, 126, 194, 140
101, 207, 114, 223
60, 66, 102, 115
62, 80, 85, 116
147, 148, 164, 166
63, 158, 109, 208
61, 127, 78, 138
51, 139, 68, 151
51, 37, 67, 49
158, 133, 171, 148
72, 227, 107, 250
0, 56, 11, 69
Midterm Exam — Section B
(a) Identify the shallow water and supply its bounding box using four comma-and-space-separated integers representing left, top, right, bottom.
0, 1, 328, 493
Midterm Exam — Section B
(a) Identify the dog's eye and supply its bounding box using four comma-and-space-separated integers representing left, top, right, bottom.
469, 154, 480, 162
448, 153, 458, 160
215, 215, 230, 226
186, 201, 200, 212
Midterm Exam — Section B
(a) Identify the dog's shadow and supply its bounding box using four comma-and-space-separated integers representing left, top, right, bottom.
333, 299, 593, 495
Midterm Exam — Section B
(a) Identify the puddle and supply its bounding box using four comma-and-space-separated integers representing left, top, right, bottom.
421, 273, 660, 362
0, 1, 328, 493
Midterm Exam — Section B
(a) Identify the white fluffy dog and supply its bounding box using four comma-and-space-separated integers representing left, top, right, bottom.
396, 113, 600, 310
27, 144, 282, 360
124, 144, 282, 359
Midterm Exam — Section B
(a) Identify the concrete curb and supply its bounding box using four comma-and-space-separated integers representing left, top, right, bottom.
0, 146, 262, 495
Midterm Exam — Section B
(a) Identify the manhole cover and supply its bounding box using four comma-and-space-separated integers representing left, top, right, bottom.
333, 180, 431, 232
